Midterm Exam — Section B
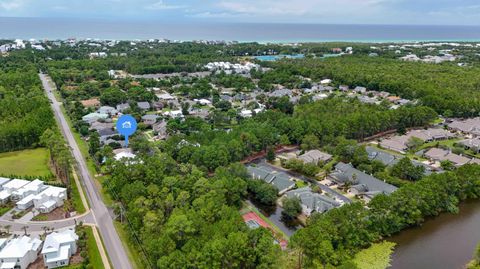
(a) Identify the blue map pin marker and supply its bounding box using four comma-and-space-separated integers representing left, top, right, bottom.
116, 115, 137, 147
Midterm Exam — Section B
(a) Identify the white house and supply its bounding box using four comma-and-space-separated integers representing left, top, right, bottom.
0, 179, 30, 203
11, 179, 45, 201
42, 229, 79, 269
163, 110, 184, 119
0, 177, 10, 190
33, 186, 67, 213
0, 236, 42, 269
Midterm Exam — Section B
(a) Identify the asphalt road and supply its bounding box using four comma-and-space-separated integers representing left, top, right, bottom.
40, 73, 133, 269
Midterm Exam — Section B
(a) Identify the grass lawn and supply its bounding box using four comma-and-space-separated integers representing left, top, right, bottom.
0, 204, 12, 216
85, 226, 106, 269
114, 221, 148, 269
0, 148, 53, 178
70, 171, 87, 214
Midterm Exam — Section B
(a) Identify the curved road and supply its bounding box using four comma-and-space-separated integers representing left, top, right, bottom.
40, 73, 133, 269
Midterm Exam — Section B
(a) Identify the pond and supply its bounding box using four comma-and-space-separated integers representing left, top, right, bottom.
247, 199, 302, 237
389, 200, 480, 269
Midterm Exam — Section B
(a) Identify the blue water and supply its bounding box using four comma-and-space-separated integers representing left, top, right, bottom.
1, 17, 480, 42
254, 54, 305, 61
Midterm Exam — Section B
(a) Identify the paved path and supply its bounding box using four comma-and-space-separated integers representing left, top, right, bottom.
40, 73, 133, 269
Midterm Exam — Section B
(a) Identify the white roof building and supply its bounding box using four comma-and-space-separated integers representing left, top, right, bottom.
42, 229, 79, 269
12, 179, 45, 201
33, 186, 67, 213
0, 178, 10, 190
0, 236, 42, 269
0, 179, 29, 203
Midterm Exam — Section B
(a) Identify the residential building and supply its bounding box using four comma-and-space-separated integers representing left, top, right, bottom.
141, 114, 159, 125
247, 165, 296, 195
448, 118, 480, 136
298, 150, 332, 164
137, 102, 151, 111
0, 179, 30, 203
116, 103, 130, 113
79, 98, 100, 108
0, 236, 42, 269
424, 148, 471, 167
330, 162, 397, 201
42, 229, 79, 269
285, 187, 341, 216
81, 113, 108, 124
33, 186, 67, 213
97, 106, 118, 116
458, 138, 480, 153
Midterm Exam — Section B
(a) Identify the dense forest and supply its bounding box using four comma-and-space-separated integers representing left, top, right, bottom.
105, 158, 281, 268
0, 58, 55, 152
264, 57, 480, 117
163, 98, 436, 171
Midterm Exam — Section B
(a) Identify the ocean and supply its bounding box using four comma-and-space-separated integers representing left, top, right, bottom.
1, 17, 480, 43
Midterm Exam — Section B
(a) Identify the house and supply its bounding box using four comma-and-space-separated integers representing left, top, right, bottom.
116, 103, 130, 113
0, 177, 10, 190
285, 187, 341, 216
153, 121, 168, 139
458, 138, 480, 153
156, 91, 176, 101
298, 150, 332, 164
247, 165, 296, 195
270, 89, 292, 98
0, 236, 42, 269
353, 86, 367, 94
82, 113, 108, 124
97, 106, 118, 116
11, 179, 45, 201
448, 118, 480, 136
163, 110, 183, 119
42, 229, 79, 269
424, 148, 471, 167
113, 148, 137, 161
330, 162, 397, 201
365, 146, 398, 166
0, 179, 30, 203
380, 128, 455, 153
33, 186, 67, 213
137, 102, 151, 111
320, 79, 332, 85
141, 114, 159, 125
194, 99, 212, 106
338, 85, 349, 92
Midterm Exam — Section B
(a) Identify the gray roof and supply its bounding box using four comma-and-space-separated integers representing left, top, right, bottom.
331, 162, 397, 195
141, 114, 159, 121
247, 165, 295, 194
286, 187, 340, 214
298, 150, 332, 164
366, 146, 398, 166
137, 102, 151, 110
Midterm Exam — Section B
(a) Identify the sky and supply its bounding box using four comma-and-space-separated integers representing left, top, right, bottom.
0, 0, 479, 25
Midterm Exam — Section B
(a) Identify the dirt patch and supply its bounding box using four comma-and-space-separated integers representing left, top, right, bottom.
27, 256, 45, 269
70, 249, 84, 265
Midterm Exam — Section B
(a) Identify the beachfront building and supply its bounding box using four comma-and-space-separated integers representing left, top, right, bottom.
0, 236, 42, 269
42, 229, 79, 268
